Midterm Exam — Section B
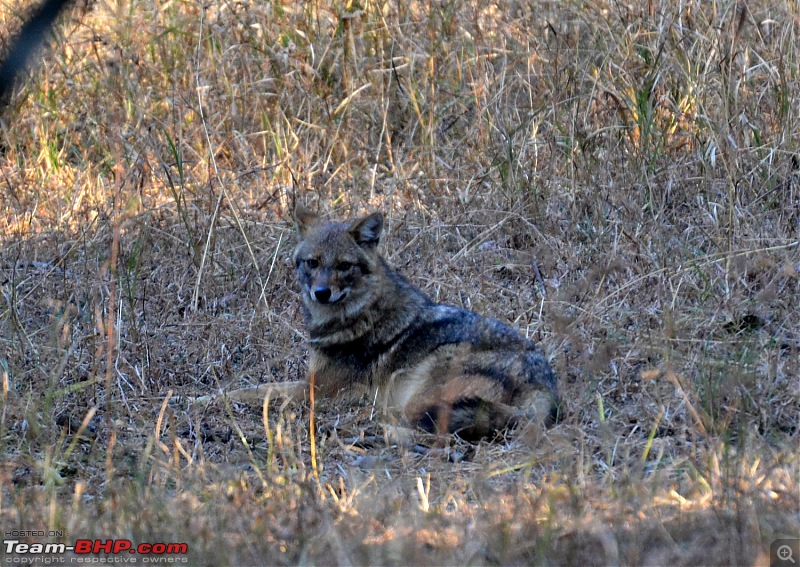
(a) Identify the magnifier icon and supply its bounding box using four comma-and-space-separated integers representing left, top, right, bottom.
778, 545, 796, 564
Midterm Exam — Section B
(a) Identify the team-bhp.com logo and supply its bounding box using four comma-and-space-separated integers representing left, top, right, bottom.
4, 538, 188, 563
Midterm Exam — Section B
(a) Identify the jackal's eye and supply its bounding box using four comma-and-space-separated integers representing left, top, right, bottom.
304, 259, 319, 269
335, 261, 354, 271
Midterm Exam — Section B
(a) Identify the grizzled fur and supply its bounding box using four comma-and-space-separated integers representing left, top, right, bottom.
293, 208, 559, 441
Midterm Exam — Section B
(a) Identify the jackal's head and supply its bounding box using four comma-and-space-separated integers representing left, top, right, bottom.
293, 208, 384, 314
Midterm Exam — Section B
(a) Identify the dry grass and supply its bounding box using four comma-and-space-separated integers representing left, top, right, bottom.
1, 0, 798, 565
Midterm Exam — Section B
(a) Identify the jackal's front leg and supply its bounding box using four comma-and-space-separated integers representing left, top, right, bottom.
186, 381, 308, 406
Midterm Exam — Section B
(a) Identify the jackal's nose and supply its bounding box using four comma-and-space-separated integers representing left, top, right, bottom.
313, 287, 332, 304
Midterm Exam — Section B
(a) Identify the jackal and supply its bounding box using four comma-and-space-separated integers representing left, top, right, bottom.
293, 208, 559, 441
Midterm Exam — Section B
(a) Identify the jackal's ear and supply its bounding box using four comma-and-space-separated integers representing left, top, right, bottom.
349, 212, 383, 248
294, 206, 319, 237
